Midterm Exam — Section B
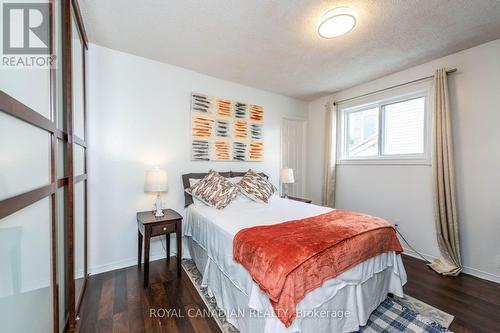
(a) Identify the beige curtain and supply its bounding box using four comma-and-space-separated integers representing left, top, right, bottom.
323, 101, 337, 208
428, 68, 462, 276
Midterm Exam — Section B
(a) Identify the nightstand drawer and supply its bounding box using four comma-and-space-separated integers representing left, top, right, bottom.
151, 223, 176, 236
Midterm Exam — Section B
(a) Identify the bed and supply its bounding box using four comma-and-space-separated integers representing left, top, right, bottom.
181, 172, 407, 333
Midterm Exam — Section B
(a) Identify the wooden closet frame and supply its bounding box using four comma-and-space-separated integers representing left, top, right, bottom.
0, 1, 88, 332
65, 0, 89, 331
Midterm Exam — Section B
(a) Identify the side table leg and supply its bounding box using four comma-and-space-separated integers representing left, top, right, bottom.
138, 230, 143, 267
144, 228, 150, 288
166, 234, 170, 261
176, 228, 182, 278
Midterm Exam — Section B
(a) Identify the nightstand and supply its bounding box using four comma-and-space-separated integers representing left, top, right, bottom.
285, 196, 312, 204
137, 209, 182, 288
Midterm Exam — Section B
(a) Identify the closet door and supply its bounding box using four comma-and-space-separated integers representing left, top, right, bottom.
55, 1, 70, 331
0, 1, 87, 331
64, 0, 88, 330
0, 110, 54, 333
0, 2, 59, 332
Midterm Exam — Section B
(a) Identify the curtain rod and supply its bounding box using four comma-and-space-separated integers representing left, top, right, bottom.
333, 68, 457, 106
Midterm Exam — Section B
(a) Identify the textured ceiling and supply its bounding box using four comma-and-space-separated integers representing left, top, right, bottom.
79, 0, 500, 101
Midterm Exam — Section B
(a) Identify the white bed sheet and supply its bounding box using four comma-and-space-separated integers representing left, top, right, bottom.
183, 196, 407, 333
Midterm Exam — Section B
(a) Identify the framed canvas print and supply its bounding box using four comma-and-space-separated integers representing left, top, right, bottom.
191, 93, 264, 161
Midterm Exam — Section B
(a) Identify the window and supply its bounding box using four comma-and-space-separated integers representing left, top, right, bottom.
346, 107, 379, 157
341, 92, 429, 163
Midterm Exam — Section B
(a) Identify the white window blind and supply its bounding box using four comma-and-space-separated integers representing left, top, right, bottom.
383, 97, 425, 155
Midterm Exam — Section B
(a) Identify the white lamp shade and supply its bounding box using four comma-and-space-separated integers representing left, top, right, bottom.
280, 168, 295, 184
144, 168, 168, 192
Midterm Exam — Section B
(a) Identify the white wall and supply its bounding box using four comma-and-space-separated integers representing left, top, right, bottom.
87, 44, 308, 274
307, 39, 500, 283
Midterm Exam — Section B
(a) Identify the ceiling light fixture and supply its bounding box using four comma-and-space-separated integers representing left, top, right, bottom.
318, 7, 357, 39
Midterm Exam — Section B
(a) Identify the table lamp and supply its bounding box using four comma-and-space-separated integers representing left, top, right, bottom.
280, 168, 295, 198
144, 168, 168, 217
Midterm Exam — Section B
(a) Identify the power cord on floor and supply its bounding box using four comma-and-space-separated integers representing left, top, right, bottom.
394, 224, 431, 263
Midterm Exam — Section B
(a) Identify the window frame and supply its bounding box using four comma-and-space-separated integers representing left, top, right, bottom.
338, 88, 431, 165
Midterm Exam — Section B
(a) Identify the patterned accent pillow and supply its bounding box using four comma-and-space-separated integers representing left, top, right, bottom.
186, 170, 239, 209
236, 170, 276, 203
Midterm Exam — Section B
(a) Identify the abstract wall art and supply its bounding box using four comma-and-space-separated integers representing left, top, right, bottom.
191, 93, 264, 161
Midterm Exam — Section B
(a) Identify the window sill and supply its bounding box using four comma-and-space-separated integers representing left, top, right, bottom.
337, 159, 431, 166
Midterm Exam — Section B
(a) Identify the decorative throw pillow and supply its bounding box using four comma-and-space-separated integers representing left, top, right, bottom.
227, 177, 253, 203
188, 178, 205, 206
236, 170, 276, 203
186, 170, 239, 209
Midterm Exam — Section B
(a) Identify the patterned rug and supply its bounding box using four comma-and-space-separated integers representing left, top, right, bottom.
182, 259, 454, 333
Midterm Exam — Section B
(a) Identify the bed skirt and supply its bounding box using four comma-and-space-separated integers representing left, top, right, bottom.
182, 236, 406, 333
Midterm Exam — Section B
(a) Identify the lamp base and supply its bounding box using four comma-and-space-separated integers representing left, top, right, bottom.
154, 193, 164, 217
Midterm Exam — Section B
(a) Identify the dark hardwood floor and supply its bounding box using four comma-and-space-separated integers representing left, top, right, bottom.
78, 255, 500, 333
78, 258, 222, 333
403, 255, 500, 333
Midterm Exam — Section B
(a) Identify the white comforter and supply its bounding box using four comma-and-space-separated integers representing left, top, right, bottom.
183, 196, 407, 333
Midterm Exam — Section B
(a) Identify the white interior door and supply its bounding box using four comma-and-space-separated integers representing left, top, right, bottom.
281, 118, 306, 197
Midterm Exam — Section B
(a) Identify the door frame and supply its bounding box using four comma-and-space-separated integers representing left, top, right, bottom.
280, 116, 307, 197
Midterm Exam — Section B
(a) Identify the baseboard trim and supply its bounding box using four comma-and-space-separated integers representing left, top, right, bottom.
89, 250, 175, 276
462, 266, 500, 284
89, 247, 499, 284
403, 248, 500, 284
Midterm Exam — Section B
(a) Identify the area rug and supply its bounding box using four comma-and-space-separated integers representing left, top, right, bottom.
182, 259, 454, 333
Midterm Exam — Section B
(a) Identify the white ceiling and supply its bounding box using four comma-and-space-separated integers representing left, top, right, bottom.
79, 0, 500, 101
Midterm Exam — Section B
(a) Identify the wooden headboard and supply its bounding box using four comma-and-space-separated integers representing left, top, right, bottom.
181, 171, 269, 207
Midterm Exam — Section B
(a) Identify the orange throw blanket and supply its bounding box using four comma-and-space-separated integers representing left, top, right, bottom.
233, 210, 403, 327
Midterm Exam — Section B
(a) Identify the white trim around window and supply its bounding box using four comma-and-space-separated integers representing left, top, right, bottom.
337, 84, 432, 165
